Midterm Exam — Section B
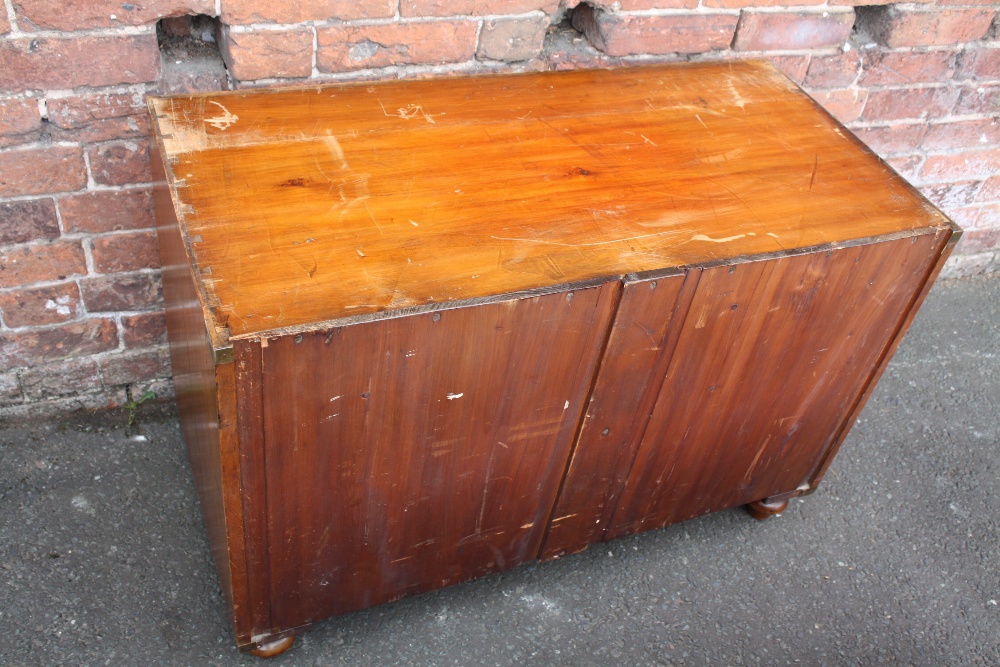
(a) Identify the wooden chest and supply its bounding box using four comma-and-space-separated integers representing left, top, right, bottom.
149, 62, 959, 655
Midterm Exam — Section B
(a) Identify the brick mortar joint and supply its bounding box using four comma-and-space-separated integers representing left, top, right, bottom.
225, 11, 550, 33
1, 25, 157, 39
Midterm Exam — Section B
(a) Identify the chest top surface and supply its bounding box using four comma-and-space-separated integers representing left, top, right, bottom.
149, 61, 950, 341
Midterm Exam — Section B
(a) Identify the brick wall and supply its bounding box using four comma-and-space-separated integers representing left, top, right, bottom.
1, 0, 997, 415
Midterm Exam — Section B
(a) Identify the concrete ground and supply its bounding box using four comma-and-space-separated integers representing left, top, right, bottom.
1, 273, 997, 667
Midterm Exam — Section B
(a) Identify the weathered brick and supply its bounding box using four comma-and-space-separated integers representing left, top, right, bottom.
858, 7, 995, 48
0, 146, 87, 197
955, 85, 1000, 116
223, 0, 393, 23
857, 50, 956, 87
830, 0, 932, 6
733, 11, 854, 51
854, 124, 928, 155
948, 203, 999, 230
704, 0, 820, 8
0, 371, 21, 404
14, 0, 213, 31
573, 6, 738, 57
0, 8, 10, 34
101, 347, 172, 386
220, 28, 314, 81
885, 154, 923, 181
0, 241, 87, 289
92, 231, 160, 274
88, 141, 152, 186
478, 17, 549, 62
766, 55, 811, 84
0, 98, 42, 148
808, 89, 868, 124
401, 0, 557, 17
0, 199, 59, 246
958, 47, 1000, 81
59, 189, 155, 234
317, 21, 478, 72
618, 0, 697, 8
0, 35, 160, 93
804, 51, 861, 89
921, 181, 982, 209
47, 92, 150, 143
861, 87, 959, 122
0, 318, 118, 368
122, 311, 168, 348
0, 281, 82, 327
978, 176, 1000, 202
954, 228, 1000, 255
921, 147, 1000, 182
923, 119, 1000, 152
81, 273, 163, 312
19, 357, 101, 401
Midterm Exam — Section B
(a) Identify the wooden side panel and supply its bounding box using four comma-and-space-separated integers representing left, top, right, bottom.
539, 270, 692, 560
257, 284, 619, 632
607, 234, 943, 539
151, 145, 247, 638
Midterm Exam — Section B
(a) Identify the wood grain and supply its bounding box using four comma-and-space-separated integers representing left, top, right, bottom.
256, 284, 618, 631
148, 62, 951, 341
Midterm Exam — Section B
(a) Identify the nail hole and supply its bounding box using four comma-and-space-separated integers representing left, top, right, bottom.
361, 392, 370, 399
601, 428, 610, 436
649, 281, 657, 289
566, 292, 574, 302
432, 313, 441, 322
294, 334, 304, 344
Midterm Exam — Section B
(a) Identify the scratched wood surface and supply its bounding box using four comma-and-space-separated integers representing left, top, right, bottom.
600, 233, 949, 540
148, 61, 950, 342
253, 285, 617, 631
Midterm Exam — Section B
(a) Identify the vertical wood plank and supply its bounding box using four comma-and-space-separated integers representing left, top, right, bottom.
258, 284, 619, 630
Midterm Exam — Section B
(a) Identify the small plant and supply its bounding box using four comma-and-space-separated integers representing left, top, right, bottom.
124, 388, 157, 430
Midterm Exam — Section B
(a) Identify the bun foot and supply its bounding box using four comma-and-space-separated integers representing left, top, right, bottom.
746, 497, 789, 520
251, 635, 295, 658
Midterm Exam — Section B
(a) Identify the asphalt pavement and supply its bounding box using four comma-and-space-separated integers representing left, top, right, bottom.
1, 272, 997, 667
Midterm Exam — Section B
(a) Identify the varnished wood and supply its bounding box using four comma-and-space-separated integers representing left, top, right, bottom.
149, 62, 959, 653
148, 61, 949, 344
250, 635, 295, 658
746, 498, 790, 520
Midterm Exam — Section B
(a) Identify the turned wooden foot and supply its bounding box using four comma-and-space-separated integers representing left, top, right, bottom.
251, 635, 295, 658
746, 497, 789, 520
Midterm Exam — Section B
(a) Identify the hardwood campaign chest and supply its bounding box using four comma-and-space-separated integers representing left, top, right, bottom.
149, 61, 959, 655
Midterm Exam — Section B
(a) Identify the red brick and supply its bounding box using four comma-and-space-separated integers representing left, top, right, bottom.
223, 0, 393, 23
860, 7, 994, 48
0, 372, 21, 404
92, 231, 160, 274
81, 273, 162, 312
885, 154, 922, 181
573, 7, 738, 57
0, 318, 118, 368
59, 189, 155, 234
317, 21, 478, 72
830, 0, 931, 6
0, 241, 87, 289
978, 176, 1000, 202
733, 11, 854, 51
220, 28, 314, 81
857, 50, 956, 87
478, 17, 549, 62
19, 357, 101, 400
861, 87, 959, 122
100, 347, 172, 386
958, 47, 1000, 81
618, 0, 698, 8
47, 92, 150, 143
704, 0, 820, 7
955, 85, 1000, 116
0, 199, 59, 246
88, 141, 152, 187
921, 147, 1000, 181
954, 228, 1000, 255
401, 0, 557, 17
923, 119, 1000, 152
122, 311, 167, 348
804, 51, 861, 89
0, 146, 86, 197
920, 181, 982, 209
0, 282, 82, 327
853, 124, 928, 156
948, 203, 999, 230
0, 8, 10, 34
809, 89, 868, 124
0, 35, 159, 93
0, 99, 42, 148
767, 55, 811, 84
14, 0, 213, 31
